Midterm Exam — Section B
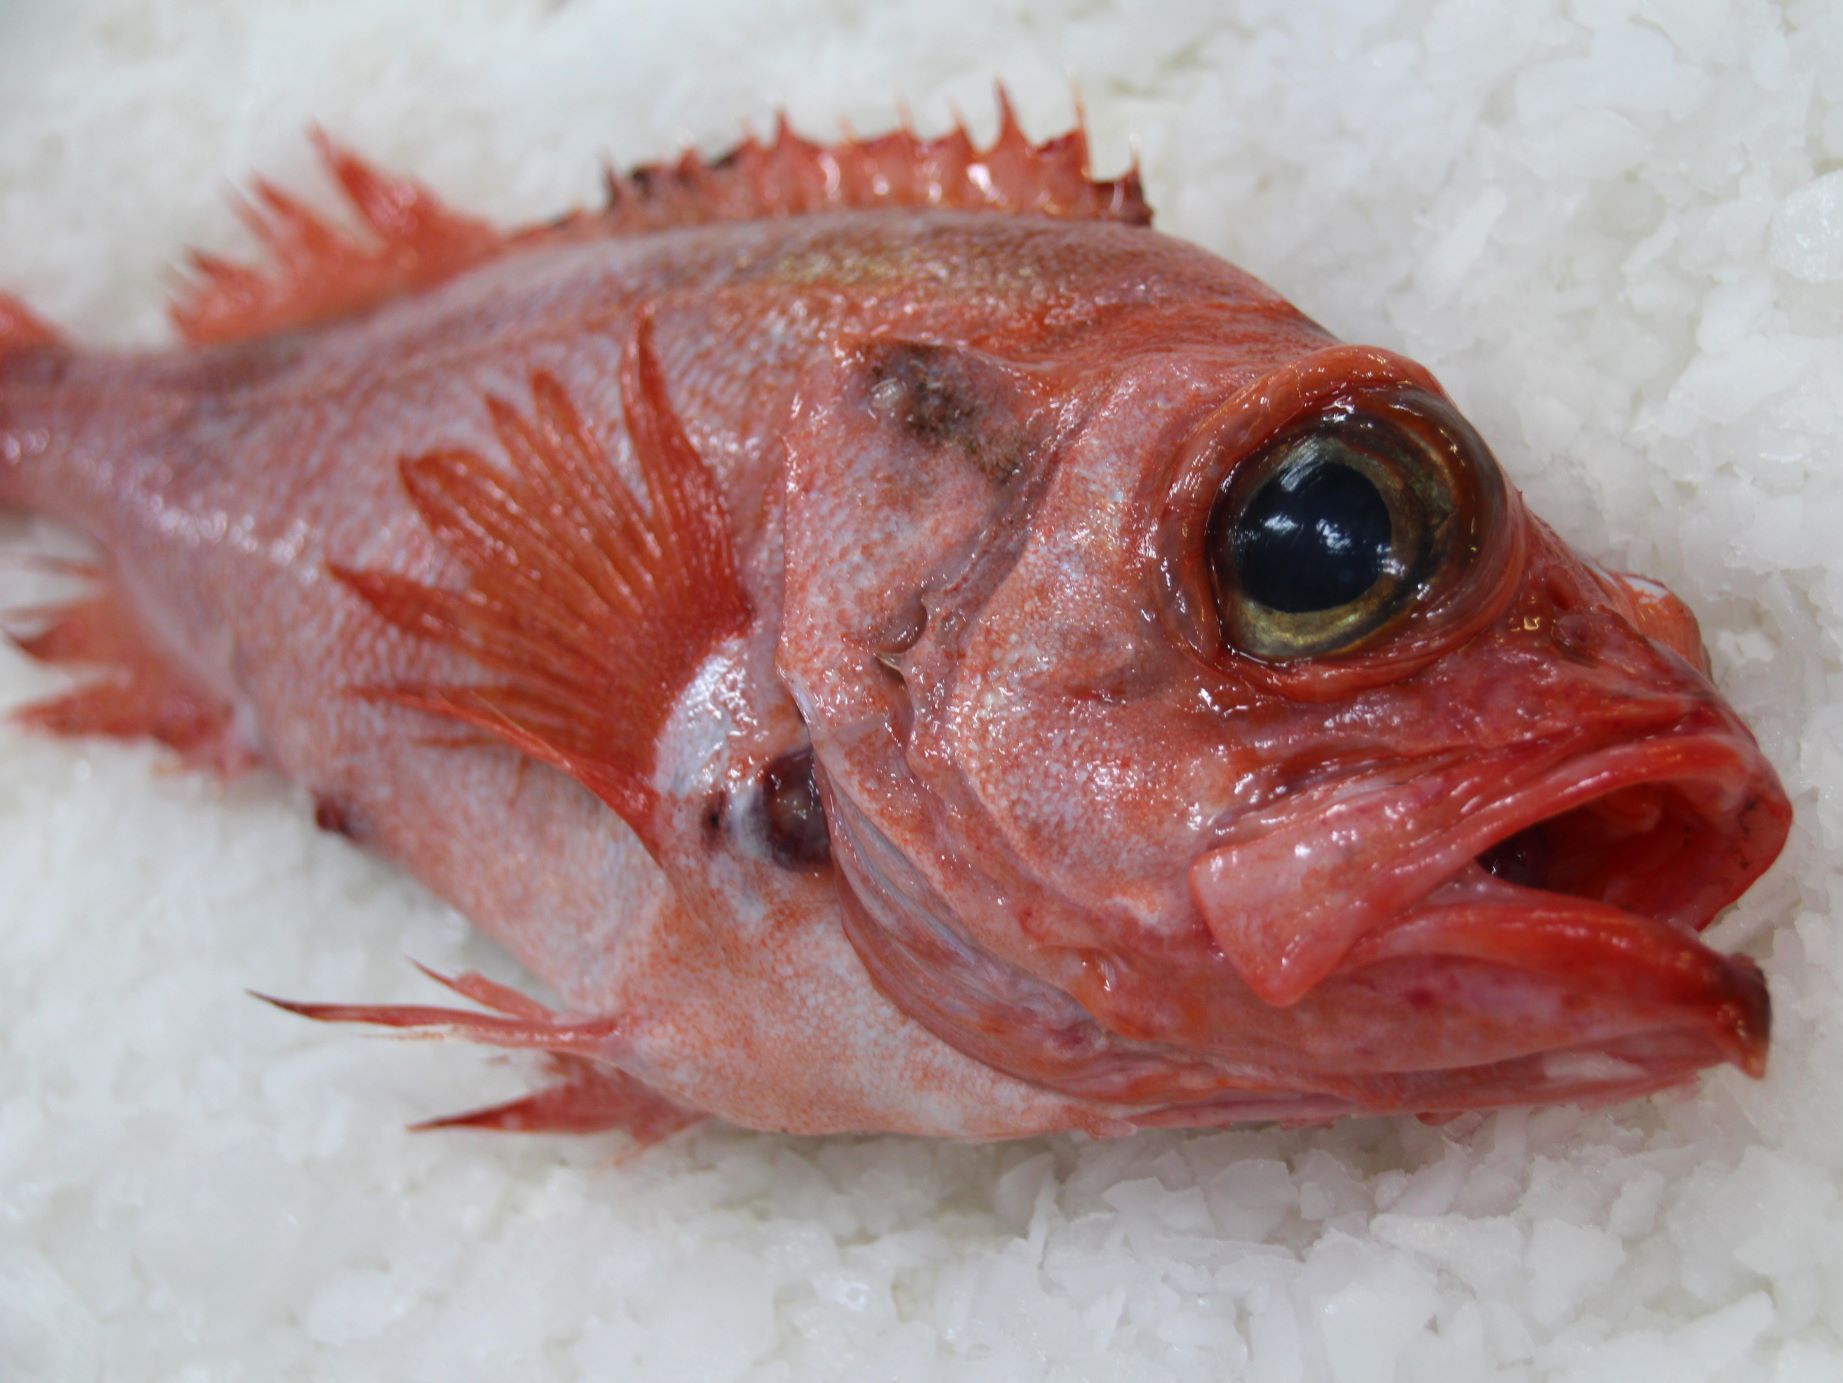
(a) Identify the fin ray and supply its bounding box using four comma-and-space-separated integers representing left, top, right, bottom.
167, 91, 1148, 346
5, 575, 252, 772
0, 293, 62, 356
334, 314, 750, 846
411, 1055, 698, 1142
257, 966, 696, 1143
170, 130, 502, 346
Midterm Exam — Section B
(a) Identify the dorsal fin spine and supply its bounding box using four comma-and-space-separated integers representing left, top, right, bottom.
169, 91, 1150, 346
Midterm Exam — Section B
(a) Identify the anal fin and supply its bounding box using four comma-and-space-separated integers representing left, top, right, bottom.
5, 570, 252, 773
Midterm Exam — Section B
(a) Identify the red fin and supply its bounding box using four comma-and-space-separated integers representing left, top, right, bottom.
576, 87, 1150, 234
170, 130, 502, 345
5, 574, 252, 772
254, 989, 624, 1059
0, 293, 62, 355
256, 966, 695, 1142
167, 93, 1145, 349
333, 313, 750, 846
407, 960, 556, 1020
412, 1054, 698, 1142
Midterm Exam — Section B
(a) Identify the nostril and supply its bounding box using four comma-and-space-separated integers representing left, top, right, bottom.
1550, 610, 1609, 660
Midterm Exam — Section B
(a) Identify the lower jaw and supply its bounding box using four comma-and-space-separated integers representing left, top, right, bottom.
1338, 870, 1772, 1077
1124, 1020, 1740, 1131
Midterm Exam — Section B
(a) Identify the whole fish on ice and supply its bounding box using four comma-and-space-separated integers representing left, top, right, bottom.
0, 103, 1790, 1140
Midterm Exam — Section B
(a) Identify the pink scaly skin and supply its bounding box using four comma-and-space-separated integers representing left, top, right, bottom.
0, 108, 1790, 1141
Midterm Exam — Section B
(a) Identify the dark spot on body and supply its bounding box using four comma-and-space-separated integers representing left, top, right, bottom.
182, 332, 307, 396
312, 793, 367, 843
866, 343, 1028, 482
759, 747, 830, 871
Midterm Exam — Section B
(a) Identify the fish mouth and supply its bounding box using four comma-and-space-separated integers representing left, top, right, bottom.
1191, 717, 1791, 1102
1339, 729, 1790, 1080
1432, 731, 1786, 937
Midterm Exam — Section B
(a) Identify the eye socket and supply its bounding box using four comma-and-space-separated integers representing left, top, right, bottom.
1204, 406, 1460, 660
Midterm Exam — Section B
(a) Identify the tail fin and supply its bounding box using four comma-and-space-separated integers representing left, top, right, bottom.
0, 292, 69, 512
1, 298, 253, 772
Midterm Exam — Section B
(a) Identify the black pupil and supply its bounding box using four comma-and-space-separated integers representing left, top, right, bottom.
1229, 452, 1392, 613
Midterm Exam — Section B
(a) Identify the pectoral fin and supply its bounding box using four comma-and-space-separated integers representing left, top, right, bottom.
334, 312, 750, 850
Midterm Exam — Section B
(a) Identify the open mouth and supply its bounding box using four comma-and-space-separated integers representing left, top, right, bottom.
1342, 732, 1790, 1078
1469, 756, 1781, 933
1191, 718, 1791, 1103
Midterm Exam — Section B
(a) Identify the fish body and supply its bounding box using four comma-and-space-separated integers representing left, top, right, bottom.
0, 110, 1791, 1140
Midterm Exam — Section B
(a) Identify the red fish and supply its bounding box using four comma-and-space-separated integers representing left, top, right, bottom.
0, 103, 1790, 1141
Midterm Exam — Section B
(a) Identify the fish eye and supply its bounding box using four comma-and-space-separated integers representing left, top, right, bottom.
1204, 409, 1457, 660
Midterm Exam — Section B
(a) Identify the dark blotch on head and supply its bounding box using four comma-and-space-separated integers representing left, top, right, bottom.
875, 344, 975, 441
759, 748, 830, 870
867, 343, 1025, 482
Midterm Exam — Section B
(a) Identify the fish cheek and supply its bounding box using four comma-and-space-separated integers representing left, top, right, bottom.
777, 338, 1056, 901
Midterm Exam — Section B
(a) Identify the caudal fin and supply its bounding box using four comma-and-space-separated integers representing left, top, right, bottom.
1, 296, 254, 770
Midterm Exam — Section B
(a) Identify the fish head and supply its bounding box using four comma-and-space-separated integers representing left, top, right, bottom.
778, 322, 1791, 1123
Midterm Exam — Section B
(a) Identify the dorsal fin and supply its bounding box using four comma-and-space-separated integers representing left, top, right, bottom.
577, 88, 1150, 234
171, 129, 502, 346
168, 91, 1151, 346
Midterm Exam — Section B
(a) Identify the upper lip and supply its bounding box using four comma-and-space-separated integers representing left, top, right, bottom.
1190, 719, 1791, 1074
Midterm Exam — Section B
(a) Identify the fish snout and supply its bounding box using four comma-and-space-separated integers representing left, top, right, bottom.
1190, 718, 1790, 1080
